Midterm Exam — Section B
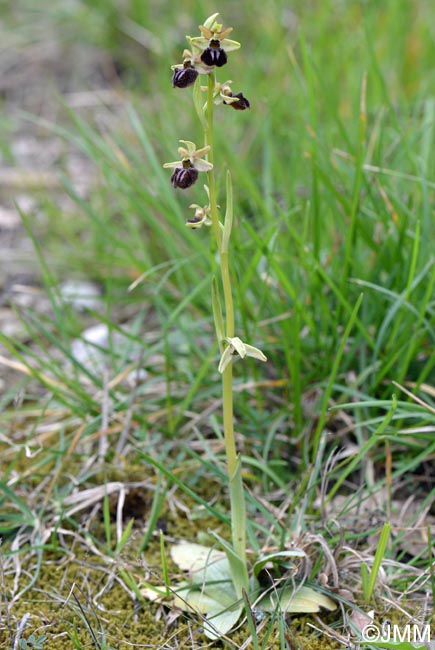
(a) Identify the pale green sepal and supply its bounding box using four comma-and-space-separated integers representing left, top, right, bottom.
193, 76, 207, 131
189, 35, 209, 52
260, 584, 337, 614
221, 94, 240, 105
186, 220, 204, 230
226, 336, 246, 357
163, 141, 212, 172
222, 170, 233, 254
218, 337, 267, 373
253, 549, 306, 577
194, 159, 213, 172
244, 343, 267, 362
178, 140, 196, 155
190, 144, 210, 158
220, 38, 241, 52
218, 345, 232, 373
203, 13, 220, 30
163, 160, 181, 169
212, 278, 225, 353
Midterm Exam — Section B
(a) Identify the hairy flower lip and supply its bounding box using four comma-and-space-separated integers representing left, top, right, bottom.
170, 166, 199, 189
172, 66, 199, 88
201, 44, 227, 68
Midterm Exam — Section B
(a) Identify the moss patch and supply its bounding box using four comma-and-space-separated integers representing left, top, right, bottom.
1, 488, 344, 650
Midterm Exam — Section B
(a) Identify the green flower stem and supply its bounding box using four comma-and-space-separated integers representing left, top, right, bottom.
221, 250, 235, 338
205, 73, 222, 250
223, 364, 248, 588
204, 72, 248, 586
222, 365, 237, 476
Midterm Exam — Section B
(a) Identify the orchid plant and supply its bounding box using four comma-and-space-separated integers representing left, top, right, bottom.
143, 13, 336, 639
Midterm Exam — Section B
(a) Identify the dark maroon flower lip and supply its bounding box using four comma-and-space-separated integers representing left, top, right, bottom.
172, 66, 199, 88
170, 166, 199, 189
200, 43, 228, 68
163, 142, 213, 186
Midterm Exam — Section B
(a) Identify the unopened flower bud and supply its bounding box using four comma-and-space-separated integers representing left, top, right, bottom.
224, 92, 250, 110
186, 214, 203, 228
